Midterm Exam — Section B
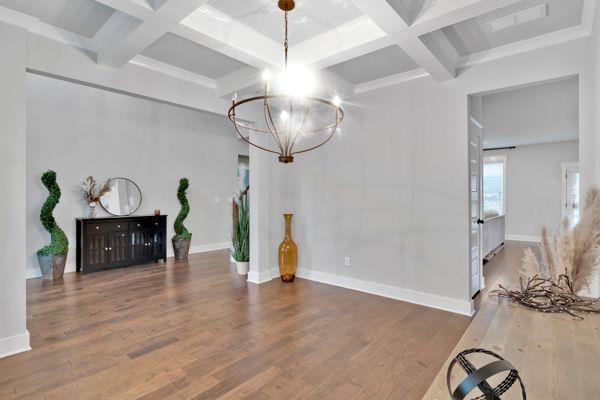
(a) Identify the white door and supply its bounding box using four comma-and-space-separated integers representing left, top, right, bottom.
468, 114, 483, 298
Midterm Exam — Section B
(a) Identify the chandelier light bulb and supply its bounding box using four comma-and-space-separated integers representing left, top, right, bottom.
332, 95, 341, 107
262, 70, 272, 82
280, 110, 289, 121
280, 65, 315, 98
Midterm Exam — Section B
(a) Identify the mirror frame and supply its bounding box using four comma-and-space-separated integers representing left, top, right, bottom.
99, 177, 142, 216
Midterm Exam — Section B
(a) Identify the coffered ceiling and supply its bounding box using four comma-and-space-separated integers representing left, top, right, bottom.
0, 0, 596, 98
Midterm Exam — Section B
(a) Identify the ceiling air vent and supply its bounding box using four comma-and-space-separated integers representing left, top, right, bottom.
487, 4, 548, 32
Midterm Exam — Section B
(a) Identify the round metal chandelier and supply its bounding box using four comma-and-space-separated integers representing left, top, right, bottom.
228, 0, 344, 163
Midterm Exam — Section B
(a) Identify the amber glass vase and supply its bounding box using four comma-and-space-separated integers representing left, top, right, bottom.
278, 214, 297, 282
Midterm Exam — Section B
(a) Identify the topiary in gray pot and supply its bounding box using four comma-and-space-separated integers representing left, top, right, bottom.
172, 178, 192, 260
37, 170, 69, 280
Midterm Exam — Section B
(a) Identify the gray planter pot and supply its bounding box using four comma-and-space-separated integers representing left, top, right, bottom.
37, 253, 67, 280
172, 238, 191, 261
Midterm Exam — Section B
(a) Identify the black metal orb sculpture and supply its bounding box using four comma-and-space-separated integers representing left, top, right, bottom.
447, 348, 526, 400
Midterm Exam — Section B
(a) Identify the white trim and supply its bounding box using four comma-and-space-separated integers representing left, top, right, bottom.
354, 68, 429, 94
0, 331, 31, 359
295, 268, 474, 316
247, 269, 275, 284
0, 5, 37, 29
184, 241, 231, 257
26, 241, 232, 279
459, 24, 592, 69
505, 234, 540, 242
129, 55, 217, 89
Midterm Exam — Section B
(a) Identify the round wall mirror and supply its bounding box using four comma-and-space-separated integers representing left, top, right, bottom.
99, 178, 142, 216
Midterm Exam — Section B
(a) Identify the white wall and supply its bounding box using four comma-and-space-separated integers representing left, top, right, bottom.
482, 78, 579, 149
26, 73, 248, 278
485, 141, 579, 240
0, 21, 30, 358
267, 37, 594, 316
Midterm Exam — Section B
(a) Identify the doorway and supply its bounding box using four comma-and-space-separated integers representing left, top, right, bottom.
469, 76, 580, 306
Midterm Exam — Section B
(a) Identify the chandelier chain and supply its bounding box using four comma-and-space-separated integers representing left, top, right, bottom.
284, 11, 289, 68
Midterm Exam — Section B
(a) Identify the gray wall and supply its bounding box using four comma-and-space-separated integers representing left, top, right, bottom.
267, 38, 594, 315
482, 78, 579, 149
485, 141, 579, 239
0, 22, 29, 357
269, 76, 471, 312
26, 73, 248, 278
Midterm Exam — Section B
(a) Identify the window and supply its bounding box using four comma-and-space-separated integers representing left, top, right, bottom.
483, 155, 506, 215
562, 162, 580, 226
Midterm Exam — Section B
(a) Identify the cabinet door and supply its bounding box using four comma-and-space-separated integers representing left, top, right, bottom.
130, 229, 148, 262
147, 226, 165, 259
84, 232, 108, 269
108, 231, 129, 267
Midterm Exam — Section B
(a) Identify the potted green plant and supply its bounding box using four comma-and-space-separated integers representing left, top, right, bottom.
231, 190, 249, 275
172, 178, 192, 260
37, 170, 69, 280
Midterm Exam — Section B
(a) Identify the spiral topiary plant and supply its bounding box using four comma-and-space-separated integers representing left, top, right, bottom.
37, 170, 69, 256
173, 178, 191, 241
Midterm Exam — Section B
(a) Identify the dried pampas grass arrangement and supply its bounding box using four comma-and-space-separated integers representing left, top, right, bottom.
495, 188, 600, 320
81, 176, 111, 204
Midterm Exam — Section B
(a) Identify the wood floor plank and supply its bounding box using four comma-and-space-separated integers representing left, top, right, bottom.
0, 249, 469, 399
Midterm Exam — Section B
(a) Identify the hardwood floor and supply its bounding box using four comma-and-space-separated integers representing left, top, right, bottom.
0, 250, 470, 399
423, 241, 600, 399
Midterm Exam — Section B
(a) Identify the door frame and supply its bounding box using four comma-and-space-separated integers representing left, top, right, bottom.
468, 105, 484, 300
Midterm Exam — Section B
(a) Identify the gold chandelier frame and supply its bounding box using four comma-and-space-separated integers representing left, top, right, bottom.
227, 0, 344, 163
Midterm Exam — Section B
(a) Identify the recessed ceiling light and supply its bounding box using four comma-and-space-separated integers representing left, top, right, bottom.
487, 4, 548, 33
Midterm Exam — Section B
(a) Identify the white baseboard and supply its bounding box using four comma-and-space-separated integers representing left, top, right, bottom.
505, 235, 540, 242
247, 269, 275, 284
0, 330, 31, 359
26, 241, 232, 279
168, 241, 231, 258
295, 268, 474, 317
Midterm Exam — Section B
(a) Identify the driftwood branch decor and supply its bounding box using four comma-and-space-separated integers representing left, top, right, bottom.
495, 188, 600, 320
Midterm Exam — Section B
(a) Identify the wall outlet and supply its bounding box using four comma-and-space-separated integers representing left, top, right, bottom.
344, 256, 350, 266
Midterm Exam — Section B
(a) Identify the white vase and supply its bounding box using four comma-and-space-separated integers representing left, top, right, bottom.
236, 261, 249, 275
88, 202, 97, 218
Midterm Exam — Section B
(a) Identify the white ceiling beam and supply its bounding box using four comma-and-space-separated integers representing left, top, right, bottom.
97, 0, 208, 68
290, 16, 393, 70
0, 5, 38, 29
355, 68, 429, 94
94, 0, 153, 20
458, 24, 592, 69
91, 11, 137, 50
216, 67, 262, 99
130, 54, 216, 89
411, 0, 524, 36
350, 0, 455, 81
176, 5, 280, 70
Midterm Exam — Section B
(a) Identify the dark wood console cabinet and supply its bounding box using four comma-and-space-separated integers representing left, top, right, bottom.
76, 215, 167, 274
